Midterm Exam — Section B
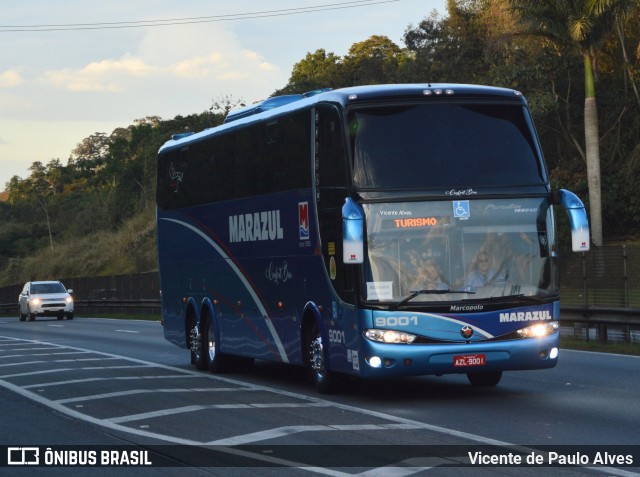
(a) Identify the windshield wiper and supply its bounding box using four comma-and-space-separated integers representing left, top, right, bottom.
394, 289, 474, 308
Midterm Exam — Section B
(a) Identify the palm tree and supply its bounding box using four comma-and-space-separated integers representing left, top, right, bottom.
509, 0, 637, 246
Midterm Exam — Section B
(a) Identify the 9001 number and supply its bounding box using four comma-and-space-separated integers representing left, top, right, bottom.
375, 316, 418, 327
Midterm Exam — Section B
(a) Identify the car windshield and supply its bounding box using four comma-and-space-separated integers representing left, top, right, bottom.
361, 198, 557, 304
349, 102, 545, 189
31, 283, 66, 294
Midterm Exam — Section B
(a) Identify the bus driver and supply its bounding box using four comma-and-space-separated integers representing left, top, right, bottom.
466, 251, 504, 290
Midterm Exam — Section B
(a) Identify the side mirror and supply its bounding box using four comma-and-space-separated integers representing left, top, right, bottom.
67, 289, 74, 294
557, 189, 590, 252
342, 197, 364, 264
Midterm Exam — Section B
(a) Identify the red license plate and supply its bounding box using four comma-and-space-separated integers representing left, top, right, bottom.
453, 354, 486, 367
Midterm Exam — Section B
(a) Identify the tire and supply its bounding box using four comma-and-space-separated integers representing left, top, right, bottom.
28, 312, 36, 321
467, 371, 502, 387
19, 310, 26, 321
203, 313, 229, 373
189, 320, 207, 371
306, 321, 337, 394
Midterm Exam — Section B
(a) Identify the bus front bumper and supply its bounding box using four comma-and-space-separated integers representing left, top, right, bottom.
354, 334, 559, 379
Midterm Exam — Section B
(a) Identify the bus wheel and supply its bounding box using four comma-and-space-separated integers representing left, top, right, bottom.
467, 371, 502, 387
204, 314, 228, 373
307, 322, 336, 394
189, 321, 207, 371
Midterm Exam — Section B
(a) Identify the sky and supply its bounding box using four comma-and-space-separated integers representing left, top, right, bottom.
0, 0, 447, 189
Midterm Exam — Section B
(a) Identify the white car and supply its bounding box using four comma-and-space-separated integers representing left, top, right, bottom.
19, 281, 74, 321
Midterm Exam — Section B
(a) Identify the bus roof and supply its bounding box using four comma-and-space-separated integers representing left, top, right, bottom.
158, 83, 527, 154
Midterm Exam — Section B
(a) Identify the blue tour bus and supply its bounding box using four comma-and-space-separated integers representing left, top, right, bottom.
156, 84, 590, 392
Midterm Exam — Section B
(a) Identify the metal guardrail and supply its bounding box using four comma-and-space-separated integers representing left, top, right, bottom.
0, 299, 161, 317
1, 299, 638, 344
560, 306, 640, 343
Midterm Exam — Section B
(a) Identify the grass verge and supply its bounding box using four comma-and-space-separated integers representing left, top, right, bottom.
560, 336, 640, 356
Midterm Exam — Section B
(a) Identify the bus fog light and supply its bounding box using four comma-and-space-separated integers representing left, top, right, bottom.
367, 356, 382, 368
517, 322, 558, 338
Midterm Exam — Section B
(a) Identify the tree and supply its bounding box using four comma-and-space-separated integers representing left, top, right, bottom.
210, 95, 245, 116
509, 0, 638, 246
278, 49, 343, 94
342, 35, 411, 85
403, 1, 493, 83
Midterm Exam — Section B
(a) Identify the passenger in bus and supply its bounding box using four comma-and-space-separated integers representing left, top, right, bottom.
411, 259, 448, 291
465, 251, 505, 290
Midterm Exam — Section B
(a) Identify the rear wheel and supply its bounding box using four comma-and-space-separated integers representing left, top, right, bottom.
189, 319, 207, 371
467, 371, 502, 386
203, 314, 229, 373
306, 321, 336, 394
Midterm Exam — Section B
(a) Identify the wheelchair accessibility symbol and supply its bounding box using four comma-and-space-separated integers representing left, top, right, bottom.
453, 200, 470, 219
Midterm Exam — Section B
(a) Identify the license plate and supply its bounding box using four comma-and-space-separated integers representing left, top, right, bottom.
453, 354, 486, 367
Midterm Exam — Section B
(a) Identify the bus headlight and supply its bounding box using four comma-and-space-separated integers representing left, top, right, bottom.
365, 329, 417, 344
517, 321, 559, 338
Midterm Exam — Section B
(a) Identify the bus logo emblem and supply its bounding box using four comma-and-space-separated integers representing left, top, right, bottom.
299, 202, 309, 240
460, 326, 474, 339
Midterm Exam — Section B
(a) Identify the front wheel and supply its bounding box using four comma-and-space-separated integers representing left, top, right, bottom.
306, 322, 337, 394
467, 371, 502, 387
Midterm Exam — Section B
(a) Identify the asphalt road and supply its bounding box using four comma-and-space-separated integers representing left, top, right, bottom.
0, 315, 638, 477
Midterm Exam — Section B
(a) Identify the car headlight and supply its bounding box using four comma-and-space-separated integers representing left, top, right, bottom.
365, 329, 417, 344
517, 321, 559, 338
30, 298, 42, 306
65, 297, 73, 304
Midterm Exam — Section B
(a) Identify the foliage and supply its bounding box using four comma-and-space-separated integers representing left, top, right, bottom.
0, 111, 223, 285
1, 1, 639, 285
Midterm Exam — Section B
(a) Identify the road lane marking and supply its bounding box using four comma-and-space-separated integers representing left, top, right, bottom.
56, 387, 259, 403
108, 402, 332, 424
1, 335, 637, 477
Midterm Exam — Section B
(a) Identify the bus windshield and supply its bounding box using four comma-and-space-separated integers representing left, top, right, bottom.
349, 102, 545, 189
362, 198, 557, 304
